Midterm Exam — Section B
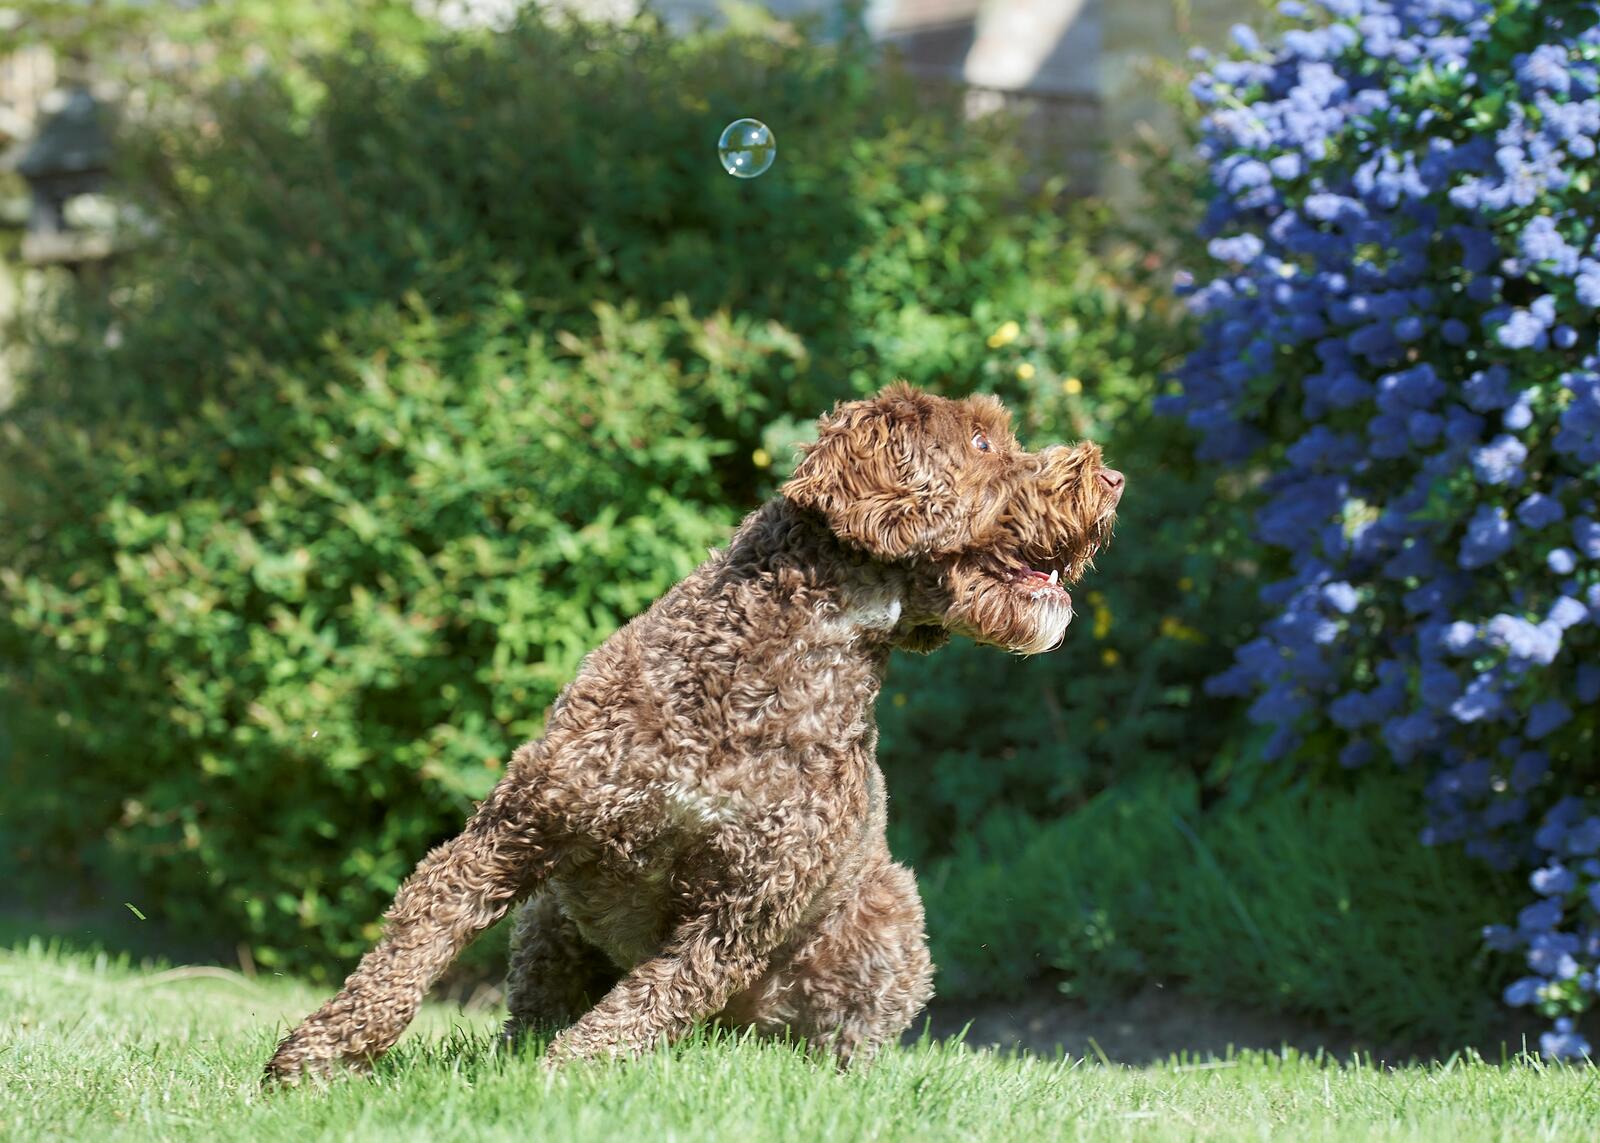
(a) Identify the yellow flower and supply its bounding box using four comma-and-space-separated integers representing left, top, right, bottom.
1159, 616, 1205, 643
1015, 362, 1036, 381
1093, 600, 1113, 640
1093, 717, 1109, 732
1063, 377, 1083, 396
1178, 576, 1194, 592
892, 692, 908, 707
1101, 648, 1120, 667
987, 320, 1021, 349
752, 448, 772, 469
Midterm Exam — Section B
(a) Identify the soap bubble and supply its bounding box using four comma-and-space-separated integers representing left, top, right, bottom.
717, 118, 776, 179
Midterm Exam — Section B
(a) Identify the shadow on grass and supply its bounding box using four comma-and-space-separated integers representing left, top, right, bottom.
915, 979, 1549, 1068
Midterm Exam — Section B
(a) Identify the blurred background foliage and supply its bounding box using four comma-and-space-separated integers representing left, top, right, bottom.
0, 3, 1517, 1044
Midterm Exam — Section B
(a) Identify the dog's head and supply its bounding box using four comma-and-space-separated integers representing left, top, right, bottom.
782, 383, 1123, 654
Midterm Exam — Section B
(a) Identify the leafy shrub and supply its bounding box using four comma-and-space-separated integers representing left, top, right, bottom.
1, 11, 1241, 978
3, 297, 787, 970
1163, 0, 1600, 1055
922, 769, 1515, 1044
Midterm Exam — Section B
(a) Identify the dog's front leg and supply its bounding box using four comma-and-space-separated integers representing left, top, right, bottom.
542, 911, 767, 1065
541, 892, 802, 1065
263, 782, 551, 1085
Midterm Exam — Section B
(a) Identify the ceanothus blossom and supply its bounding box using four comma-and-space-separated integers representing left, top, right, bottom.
1164, 0, 1600, 1057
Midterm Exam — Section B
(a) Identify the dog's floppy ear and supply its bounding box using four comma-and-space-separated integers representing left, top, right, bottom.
782, 384, 961, 559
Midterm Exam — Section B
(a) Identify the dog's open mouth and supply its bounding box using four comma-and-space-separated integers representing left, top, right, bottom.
1010, 564, 1072, 603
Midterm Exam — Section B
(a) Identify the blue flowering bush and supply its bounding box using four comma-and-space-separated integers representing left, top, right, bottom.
1164, 0, 1600, 1057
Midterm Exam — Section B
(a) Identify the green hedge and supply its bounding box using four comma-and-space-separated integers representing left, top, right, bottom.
919, 770, 1517, 1044
1, 11, 1252, 983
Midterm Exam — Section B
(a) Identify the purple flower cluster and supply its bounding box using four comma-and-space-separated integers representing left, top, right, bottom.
1166, 0, 1600, 1056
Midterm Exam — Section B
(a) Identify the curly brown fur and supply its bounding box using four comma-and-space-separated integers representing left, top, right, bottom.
263, 383, 1124, 1084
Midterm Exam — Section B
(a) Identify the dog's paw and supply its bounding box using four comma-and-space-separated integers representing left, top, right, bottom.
538, 1034, 580, 1071
540, 1029, 610, 1070
261, 1034, 373, 1089
542, 1024, 654, 1070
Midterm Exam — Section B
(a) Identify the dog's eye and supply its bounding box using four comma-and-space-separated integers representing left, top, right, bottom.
972, 431, 991, 453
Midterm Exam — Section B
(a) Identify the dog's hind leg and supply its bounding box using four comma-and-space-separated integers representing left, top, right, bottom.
502, 892, 621, 1039
263, 779, 551, 1085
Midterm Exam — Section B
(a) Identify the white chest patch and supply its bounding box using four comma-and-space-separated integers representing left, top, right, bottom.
816, 589, 905, 650
841, 595, 902, 634
662, 782, 741, 830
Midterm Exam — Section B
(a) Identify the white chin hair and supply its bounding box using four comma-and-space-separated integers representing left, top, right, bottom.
1016, 596, 1074, 655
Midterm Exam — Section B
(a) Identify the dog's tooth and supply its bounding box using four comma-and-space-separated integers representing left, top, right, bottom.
1048, 570, 1059, 586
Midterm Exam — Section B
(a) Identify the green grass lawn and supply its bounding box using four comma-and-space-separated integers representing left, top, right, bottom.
2, 941, 1596, 1142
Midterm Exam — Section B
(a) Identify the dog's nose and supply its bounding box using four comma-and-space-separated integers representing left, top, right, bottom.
1098, 468, 1125, 499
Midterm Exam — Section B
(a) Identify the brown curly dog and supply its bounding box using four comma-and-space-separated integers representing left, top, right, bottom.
264, 383, 1123, 1083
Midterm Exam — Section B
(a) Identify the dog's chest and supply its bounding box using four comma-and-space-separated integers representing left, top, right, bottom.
549, 775, 754, 968
537, 571, 893, 969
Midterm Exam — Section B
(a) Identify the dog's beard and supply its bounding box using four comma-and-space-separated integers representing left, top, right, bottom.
1014, 592, 1074, 655
944, 567, 1077, 656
